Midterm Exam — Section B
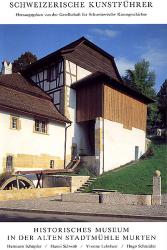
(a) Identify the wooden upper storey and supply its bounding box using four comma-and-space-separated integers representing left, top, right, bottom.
64, 41, 121, 82
22, 37, 153, 131
72, 72, 152, 131
103, 84, 147, 131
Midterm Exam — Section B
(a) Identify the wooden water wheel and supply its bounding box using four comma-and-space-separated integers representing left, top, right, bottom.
0, 175, 35, 190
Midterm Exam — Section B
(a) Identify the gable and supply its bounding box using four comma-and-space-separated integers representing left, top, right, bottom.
64, 42, 121, 82
23, 37, 122, 84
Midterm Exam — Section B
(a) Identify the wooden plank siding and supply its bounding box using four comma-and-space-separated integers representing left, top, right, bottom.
65, 43, 120, 82
103, 84, 147, 131
76, 82, 103, 122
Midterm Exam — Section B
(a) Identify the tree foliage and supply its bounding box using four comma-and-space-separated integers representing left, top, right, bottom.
12, 52, 37, 73
123, 59, 157, 128
157, 80, 167, 128
123, 59, 156, 98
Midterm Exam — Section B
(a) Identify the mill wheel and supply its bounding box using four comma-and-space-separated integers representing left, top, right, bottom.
0, 175, 35, 190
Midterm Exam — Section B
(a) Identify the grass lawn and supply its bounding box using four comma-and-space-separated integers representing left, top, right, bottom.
85, 143, 167, 194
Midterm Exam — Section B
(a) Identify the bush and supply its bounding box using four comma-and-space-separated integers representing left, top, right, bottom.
140, 147, 154, 159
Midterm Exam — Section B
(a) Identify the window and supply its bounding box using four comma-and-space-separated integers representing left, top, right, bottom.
47, 61, 64, 87
10, 116, 20, 130
34, 119, 47, 134
50, 160, 55, 169
6, 155, 13, 173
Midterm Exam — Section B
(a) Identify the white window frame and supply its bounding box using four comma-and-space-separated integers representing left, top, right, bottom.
34, 119, 48, 134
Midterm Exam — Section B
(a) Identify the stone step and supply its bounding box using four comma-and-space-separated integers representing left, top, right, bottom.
77, 189, 86, 192
78, 187, 86, 190
75, 177, 97, 193
85, 180, 94, 184
82, 184, 89, 187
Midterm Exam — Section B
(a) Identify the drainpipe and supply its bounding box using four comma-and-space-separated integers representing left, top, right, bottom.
102, 117, 105, 173
64, 123, 72, 168
102, 84, 105, 173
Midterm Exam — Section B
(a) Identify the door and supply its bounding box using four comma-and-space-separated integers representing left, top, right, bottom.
135, 146, 139, 161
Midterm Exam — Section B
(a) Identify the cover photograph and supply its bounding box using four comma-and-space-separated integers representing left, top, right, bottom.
0, 1, 166, 250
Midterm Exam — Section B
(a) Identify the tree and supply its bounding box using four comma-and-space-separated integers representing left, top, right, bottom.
12, 52, 37, 73
157, 80, 167, 128
123, 59, 156, 98
123, 59, 158, 128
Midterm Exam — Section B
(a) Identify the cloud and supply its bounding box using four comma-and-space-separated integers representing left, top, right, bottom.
116, 57, 135, 76
134, 38, 167, 70
116, 42, 167, 77
91, 28, 119, 38
140, 47, 167, 69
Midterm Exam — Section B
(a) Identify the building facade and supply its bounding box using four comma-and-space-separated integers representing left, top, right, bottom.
1, 37, 152, 176
22, 37, 152, 175
0, 73, 69, 175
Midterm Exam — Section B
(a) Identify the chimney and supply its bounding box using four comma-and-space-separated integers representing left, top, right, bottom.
1, 61, 12, 74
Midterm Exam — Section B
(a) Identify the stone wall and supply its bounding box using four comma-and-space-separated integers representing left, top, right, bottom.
61, 192, 152, 206
0, 187, 70, 201
80, 156, 97, 175
42, 175, 90, 192
100, 192, 152, 206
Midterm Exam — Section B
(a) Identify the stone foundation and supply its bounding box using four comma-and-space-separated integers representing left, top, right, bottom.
42, 175, 90, 192
0, 187, 70, 201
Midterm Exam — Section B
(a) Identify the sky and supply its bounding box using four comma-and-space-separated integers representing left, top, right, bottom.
0, 24, 166, 92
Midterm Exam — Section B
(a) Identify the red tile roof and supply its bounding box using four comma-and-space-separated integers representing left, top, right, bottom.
0, 73, 70, 123
0, 73, 50, 99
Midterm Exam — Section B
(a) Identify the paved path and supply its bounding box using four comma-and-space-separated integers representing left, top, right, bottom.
0, 210, 162, 222
0, 195, 167, 221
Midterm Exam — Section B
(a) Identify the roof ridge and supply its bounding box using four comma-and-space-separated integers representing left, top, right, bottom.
22, 36, 121, 79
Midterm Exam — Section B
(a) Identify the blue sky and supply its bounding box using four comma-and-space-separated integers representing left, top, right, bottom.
0, 24, 166, 92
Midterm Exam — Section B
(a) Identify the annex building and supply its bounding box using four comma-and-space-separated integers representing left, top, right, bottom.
0, 37, 152, 176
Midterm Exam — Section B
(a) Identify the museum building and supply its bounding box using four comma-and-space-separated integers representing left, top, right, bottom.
0, 37, 152, 175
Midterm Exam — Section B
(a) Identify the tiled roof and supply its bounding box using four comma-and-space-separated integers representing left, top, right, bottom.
0, 73, 50, 99
0, 73, 70, 123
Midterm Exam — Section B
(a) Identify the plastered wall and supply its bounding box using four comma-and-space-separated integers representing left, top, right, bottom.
0, 111, 65, 173
103, 119, 146, 172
